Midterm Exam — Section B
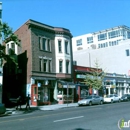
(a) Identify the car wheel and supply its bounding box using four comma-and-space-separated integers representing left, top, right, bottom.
111, 100, 113, 103
89, 101, 92, 106
100, 100, 103, 105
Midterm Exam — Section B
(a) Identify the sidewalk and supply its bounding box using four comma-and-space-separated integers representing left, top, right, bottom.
5, 103, 78, 115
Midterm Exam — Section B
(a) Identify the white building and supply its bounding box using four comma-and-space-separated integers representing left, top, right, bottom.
72, 25, 130, 52
72, 25, 130, 96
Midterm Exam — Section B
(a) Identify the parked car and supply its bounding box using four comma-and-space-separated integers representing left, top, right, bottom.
0, 103, 6, 115
104, 94, 121, 103
121, 94, 130, 101
78, 95, 104, 106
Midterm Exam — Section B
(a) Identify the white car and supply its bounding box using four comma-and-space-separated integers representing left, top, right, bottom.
104, 94, 121, 103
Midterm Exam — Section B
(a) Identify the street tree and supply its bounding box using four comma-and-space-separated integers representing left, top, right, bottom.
0, 21, 20, 66
83, 59, 106, 94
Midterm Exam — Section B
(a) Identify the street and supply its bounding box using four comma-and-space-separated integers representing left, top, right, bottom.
0, 102, 130, 130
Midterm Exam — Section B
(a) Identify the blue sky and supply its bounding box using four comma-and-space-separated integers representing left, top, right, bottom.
1, 0, 130, 36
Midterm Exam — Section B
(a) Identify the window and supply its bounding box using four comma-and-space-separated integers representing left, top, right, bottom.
43, 59, 47, 72
39, 37, 42, 50
126, 49, 130, 56
98, 33, 107, 41
87, 37, 93, 44
108, 30, 120, 39
42, 38, 46, 50
39, 58, 52, 72
47, 39, 51, 51
76, 39, 82, 46
127, 32, 130, 39
39, 37, 51, 51
106, 42, 108, 47
65, 41, 69, 54
66, 60, 69, 73
48, 60, 52, 72
39, 59, 42, 71
59, 60, 63, 73
109, 41, 111, 46
11, 43, 15, 53
58, 40, 62, 52
7, 44, 9, 54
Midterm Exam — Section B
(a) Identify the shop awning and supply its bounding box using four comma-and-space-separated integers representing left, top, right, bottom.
32, 76, 56, 80
58, 81, 75, 88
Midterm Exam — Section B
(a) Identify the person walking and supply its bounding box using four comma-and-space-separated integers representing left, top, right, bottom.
25, 94, 31, 110
16, 96, 22, 110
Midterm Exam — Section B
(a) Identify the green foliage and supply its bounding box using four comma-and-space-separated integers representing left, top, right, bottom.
83, 59, 106, 90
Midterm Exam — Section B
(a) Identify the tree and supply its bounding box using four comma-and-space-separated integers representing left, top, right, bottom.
83, 59, 106, 94
0, 21, 20, 66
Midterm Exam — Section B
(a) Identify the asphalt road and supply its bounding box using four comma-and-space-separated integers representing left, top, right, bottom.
0, 102, 130, 130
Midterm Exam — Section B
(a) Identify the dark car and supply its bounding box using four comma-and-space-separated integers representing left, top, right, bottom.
121, 94, 130, 101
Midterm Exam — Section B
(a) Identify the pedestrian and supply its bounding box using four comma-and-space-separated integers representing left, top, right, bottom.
16, 96, 22, 110
25, 94, 31, 110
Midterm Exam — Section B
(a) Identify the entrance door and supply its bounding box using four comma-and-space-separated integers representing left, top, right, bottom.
31, 84, 38, 106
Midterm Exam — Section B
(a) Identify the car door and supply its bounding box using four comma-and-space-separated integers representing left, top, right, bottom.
114, 94, 118, 101
92, 95, 97, 104
94, 95, 100, 104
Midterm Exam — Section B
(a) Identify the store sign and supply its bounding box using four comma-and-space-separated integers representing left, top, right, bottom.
63, 85, 75, 88
76, 74, 86, 79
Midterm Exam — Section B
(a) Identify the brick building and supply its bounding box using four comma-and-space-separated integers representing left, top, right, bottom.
4, 19, 74, 105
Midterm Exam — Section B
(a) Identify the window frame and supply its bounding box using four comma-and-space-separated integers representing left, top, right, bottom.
58, 40, 62, 53
65, 40, 69, 54
87, 37, 93, 44
59, 60, 63, 73
126, 49, 130, 56
76, 39, 82, 46
98, 33, 107, 41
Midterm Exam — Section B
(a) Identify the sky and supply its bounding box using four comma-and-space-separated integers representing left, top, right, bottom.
1, 0, 130, 37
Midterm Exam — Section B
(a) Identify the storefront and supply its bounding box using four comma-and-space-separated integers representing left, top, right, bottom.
30, 77, 56, 106
57, 81, 75, 104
